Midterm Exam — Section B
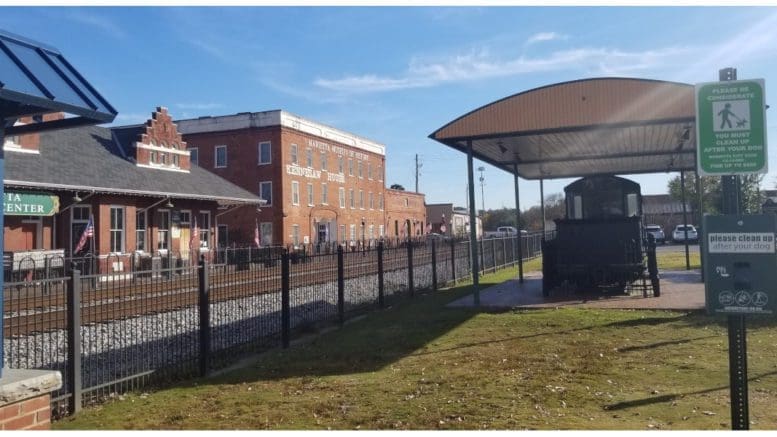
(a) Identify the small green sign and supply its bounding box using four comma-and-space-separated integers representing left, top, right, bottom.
696, 79, 767, 176
703, 214, 777, 316
3, 191, 60, 216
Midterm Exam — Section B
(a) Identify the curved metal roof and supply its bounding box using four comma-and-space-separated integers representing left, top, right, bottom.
429, 77, 697, 180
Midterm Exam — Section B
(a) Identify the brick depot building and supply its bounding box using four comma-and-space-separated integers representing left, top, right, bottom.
178, 111, 426, 248
3, 108, 263, 273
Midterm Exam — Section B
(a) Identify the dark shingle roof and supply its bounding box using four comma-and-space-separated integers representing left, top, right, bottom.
4, 125, 262, 205
642, 194, 692, 214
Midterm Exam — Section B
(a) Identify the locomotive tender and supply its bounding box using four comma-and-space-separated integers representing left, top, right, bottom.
541, 175, 658, 296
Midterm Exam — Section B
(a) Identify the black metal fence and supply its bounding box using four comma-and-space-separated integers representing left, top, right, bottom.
2, 233, 544, 419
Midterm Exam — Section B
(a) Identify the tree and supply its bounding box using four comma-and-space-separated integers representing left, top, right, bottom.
667, 171, 764, 215
389, 184, 405, 190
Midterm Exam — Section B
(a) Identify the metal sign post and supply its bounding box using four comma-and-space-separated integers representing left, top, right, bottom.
698, 67, 770, 430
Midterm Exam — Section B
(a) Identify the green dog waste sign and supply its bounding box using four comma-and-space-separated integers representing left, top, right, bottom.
696, 79, 767, 176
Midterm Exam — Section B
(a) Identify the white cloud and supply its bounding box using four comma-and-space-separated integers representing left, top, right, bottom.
65, 10, 126, 40
175, 103, 224, 110
525, 31, 567, 46
314, 45, 696, 94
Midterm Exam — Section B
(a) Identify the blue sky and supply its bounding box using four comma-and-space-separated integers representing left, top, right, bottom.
3, 6, 777, 210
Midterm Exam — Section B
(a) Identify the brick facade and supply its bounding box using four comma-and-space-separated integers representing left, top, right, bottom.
0, 394, 52, 430
180, 111, 426, 248
134, 107, 191, 171
385, 189, 427, 238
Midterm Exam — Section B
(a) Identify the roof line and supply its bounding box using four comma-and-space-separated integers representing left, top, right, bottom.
4, 179, 264, 204
428, 77, 694, 140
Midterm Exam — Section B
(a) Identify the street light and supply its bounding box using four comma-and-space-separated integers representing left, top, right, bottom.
478, 166, 485, 216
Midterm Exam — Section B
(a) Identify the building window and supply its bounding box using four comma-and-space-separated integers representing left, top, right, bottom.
359, 190, 364, 209
261, 222, 273, 245
321, 183, 328, 205
199, 211, 211, 248
349, 224, 356, 241
292, 181, 299, 205
405, 198, 409, 207
379, 193, 384, 210
338, 156, 344, 174
260, 181, 272, 206
348, 159, 354, 176
321, 152, 328, 171
368, 163, 372, 179
306, 148, 313, 168
160, 153, 167, 165
136, 210, 146, 252
291, 144, 298, 164
349, 189, 355, 209
71, 205, 92, 255
217, 224, 228, 249
339, 187, 345, 208
358, 161, 363, 178
157, 210, 170, 251
307, 183, 314, 206
172, 154, 179, 167
339, 225, 346, 243
369, 192, 374, 210
379, 225, 384, 237
190, 148, 198, 166
378, 165, 383, 181
369, 225, 374, 240
215, 145, 227, 168
292, 224, 300, 247
150, 151, 157, 164
258, 141, 271, 165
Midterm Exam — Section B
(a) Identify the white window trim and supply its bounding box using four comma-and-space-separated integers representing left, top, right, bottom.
199, 211, 212, 250
291, 144, 298, 165
157, 209, 171, 253
135, 209, 147, 253
214, 145, 227, 168
109, 206, 125, 254
70, 205, 92, 255
259, 181, 273, 207
339, 187, 345, 209
291, 181, 300, 206
258, 141, 272, 166
321, 183, 328, 205
307, 183, 314, 206
306, 148, 314, 168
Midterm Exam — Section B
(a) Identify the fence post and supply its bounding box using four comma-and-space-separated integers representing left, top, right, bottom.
281, 251, 290, 348
479, 239, 485, 275
337, 245, 345, 326
407, 240, 414, 296
431, 238, 438, 291
502, 237, 506, 268
492, 238, 497, 272
197, 255, 210, 377
66, 266, 82, 414
378, 241, 385, 308
451, 239, 457, 284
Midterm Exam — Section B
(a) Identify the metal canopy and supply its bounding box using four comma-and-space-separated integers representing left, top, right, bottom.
0, 29, 117, 134
429, 78, 697, 180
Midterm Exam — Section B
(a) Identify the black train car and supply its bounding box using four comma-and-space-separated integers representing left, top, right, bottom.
542, 175, 655, 295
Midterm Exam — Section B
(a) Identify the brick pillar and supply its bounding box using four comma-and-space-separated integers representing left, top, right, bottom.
0, 369, 62, 430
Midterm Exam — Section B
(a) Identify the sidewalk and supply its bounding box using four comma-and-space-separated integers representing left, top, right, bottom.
448, 269, 705, 311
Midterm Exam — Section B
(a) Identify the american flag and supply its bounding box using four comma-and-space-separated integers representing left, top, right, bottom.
74, 215, 94, 253
254, 220, 262, 248
440, 213, 447, 234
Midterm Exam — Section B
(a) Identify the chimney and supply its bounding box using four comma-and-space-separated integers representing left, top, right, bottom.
134, 107, 190, 171
4, 112, 65, 153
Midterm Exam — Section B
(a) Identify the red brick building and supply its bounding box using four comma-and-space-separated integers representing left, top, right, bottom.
178, 111, 426, 248
385, 189, 427, 238
3, 108, 263, 274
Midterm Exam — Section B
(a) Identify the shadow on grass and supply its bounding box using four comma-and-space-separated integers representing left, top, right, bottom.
604, 369, 777, 411
615, 335, 718, 353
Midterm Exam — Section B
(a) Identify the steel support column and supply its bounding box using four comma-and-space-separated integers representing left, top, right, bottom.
466, 140, 480, 303
681, 171, 690, 270
513, 163, 524, 283
696, 171, 704, 279
0, 124, 4, 378
540, 179, 546, 239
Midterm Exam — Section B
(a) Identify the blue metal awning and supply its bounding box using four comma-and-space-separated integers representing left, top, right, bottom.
0, 28, 117, 133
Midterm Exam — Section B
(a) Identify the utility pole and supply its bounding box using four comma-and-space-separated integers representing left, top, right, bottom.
478, 166, 485, 216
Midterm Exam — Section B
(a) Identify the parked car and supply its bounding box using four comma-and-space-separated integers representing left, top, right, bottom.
483, 226, 528, 238
644, 224, 665, 244
672, 224, 698, 243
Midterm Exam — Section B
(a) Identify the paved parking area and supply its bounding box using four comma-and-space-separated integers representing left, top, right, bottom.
448, 269, 705, 311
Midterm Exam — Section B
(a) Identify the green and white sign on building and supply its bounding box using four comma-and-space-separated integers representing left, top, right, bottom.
3, 191, 60, 216
696, 79, 767, 176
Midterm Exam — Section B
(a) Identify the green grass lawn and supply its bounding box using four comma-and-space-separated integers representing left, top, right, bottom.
55, 257, 777, 430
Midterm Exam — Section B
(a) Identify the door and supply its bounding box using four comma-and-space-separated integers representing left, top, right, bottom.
179, 211, 191, 258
